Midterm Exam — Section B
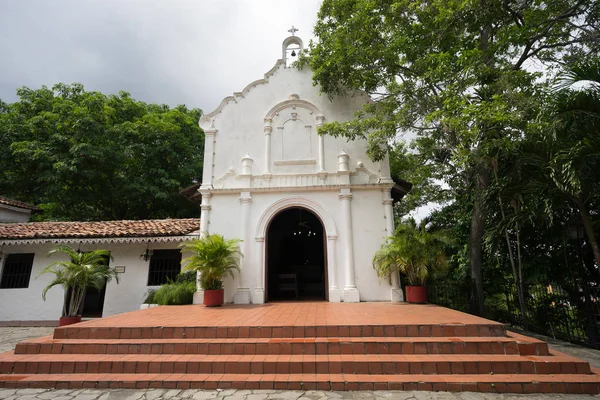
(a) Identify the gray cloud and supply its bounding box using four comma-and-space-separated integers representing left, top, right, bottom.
0, 0, 321, 113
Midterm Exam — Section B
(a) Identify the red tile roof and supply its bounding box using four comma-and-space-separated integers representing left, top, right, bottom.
0, 218, 200, 240
0, 196, 40, 212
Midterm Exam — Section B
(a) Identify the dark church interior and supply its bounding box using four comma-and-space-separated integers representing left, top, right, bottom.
266, 207, 326, 301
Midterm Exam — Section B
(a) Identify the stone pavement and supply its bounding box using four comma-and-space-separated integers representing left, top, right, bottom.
0, 388, 599, 400
1, 327, 599, 399
510, 327, 600, 369
0, 328, 53, 353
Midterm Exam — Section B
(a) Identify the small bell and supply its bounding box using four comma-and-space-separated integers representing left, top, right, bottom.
291, 50, 296, 57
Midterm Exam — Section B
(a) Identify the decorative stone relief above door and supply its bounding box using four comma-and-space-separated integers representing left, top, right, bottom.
263, 96, 325, 175
273, 110, 314, 164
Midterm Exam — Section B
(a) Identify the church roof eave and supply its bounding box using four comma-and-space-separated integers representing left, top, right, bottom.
179, 182, 202, 205
391, 176, 413, 203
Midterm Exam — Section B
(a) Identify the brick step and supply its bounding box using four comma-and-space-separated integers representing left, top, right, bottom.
0, 353, 590, 375
54, 323, 507, 340
0, 373, 598, 393
15, 336, 549, 356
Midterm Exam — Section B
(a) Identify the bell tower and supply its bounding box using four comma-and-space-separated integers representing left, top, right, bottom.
282, 26, 303, 67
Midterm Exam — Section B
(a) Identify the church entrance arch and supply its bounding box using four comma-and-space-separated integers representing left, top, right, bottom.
266, 207, 327, 302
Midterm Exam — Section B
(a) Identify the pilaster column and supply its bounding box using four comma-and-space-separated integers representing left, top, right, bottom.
200, 128, 217, 189
193, 191, 212, 305
264, 118, 272, 175
316, 115, 326, 175
383, 188, 404, 302
253, 237, 265, 304
198, 192, 212, 237
327, 235, 341, 302
0, 246, 5, 281
339, 188, 360, 302
234, 192, 252, 304
380, 151, 394, 184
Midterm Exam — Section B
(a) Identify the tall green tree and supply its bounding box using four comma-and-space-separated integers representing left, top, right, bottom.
545, 59, 600, 266
303, 0, 599, 314
0, 83, 204, 221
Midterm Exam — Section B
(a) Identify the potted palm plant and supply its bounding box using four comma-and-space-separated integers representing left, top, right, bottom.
180, 234, 242, 307
40, 245, 119, 326
373, 219, 449, 303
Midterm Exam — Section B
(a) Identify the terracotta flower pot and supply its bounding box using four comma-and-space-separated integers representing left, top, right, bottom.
405, 286, 428, 304
204, 289, 224, 307
59, 315, 82, 326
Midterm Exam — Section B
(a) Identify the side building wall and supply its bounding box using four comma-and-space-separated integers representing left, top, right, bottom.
0, 241, 189, 321
0, 207, 31, 223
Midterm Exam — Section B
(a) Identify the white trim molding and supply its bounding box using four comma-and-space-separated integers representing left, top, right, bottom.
255, 196, 337, 240
0, 234, 199, 247
199, 59, 286, 130
264, 98, 324, 121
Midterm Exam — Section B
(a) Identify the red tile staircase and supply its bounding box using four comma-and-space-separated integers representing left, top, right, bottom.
0, 303, 598, 393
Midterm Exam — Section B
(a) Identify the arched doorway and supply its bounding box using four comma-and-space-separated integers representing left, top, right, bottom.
266, 207, 327, 301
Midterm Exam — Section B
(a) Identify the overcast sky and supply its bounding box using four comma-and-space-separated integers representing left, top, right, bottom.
0, 0, 322, 113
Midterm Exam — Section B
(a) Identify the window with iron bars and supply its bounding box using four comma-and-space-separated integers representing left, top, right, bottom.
147, 249, 182, 286
0, 253, 34, 289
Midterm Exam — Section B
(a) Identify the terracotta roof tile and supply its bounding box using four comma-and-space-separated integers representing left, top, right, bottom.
0, 196, 40, 212
0, 218, 200, 240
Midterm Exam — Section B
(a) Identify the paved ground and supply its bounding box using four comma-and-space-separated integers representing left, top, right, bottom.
510, 326, 600, 369
1, 327, 599, 399
0, 388, 598, 400
0, 327, 53, 353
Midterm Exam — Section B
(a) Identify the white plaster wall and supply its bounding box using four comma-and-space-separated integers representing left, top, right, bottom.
208, 189, 393, 303
0, 243, 63, 321
206, 63, 382, 183
350, 189, 393, 301
0, 207, 31, 223
0, 241, 189, 321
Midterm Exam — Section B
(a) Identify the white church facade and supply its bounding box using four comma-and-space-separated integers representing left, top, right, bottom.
0, 34, 410, 322
195, 34, 408, 305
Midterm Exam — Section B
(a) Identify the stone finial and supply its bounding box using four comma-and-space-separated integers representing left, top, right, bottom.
338, 150, 350, 172
241, 154, 253, 176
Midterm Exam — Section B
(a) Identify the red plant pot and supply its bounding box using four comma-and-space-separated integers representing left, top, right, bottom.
405, 286, 428, 304
59, 315, 82, 326
204, 289, 224, 307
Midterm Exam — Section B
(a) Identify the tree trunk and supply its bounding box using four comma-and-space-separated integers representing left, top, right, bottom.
583, 247, 600, 285
68, 287, 77, 317
493, 168, 527, 328
62, 289, 69, 318
469, 0, 494, 317
498, 201, 527, 328
515, 221, 528, 329
469, 167, 489, 316
574, 195, 600, 268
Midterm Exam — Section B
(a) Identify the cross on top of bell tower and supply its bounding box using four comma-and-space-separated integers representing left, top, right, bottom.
288, 25, 299, 36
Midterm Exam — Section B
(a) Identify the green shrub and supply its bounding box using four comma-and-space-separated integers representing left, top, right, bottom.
180, 234, 242, 290
153, 281, 196, 305
176, 270, 197, 283
143, 289, 157, 304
